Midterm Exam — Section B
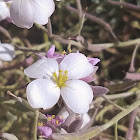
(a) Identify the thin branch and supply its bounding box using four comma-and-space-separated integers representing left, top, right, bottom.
46, 20, 140, 52
129, 42, 140, 72
47, 18, 53, 37
47, 19, 84, 47
87, 38, 140, 52
66, 6, 118, 41
101, 95, 125, 111
0, 26, 12, 41
33, 110, 39, 140
76, 0, 82, 19
106, 0, 140, 12
114, 122, 118, 140
15, 46, 40, 52
125, 108, 139, 140
92, 88, 138, 106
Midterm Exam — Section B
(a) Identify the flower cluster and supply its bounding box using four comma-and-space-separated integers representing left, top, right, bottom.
24, 46, 100, 114
37, 115, 64, 138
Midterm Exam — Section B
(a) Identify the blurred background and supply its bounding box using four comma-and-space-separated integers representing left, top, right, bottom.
0, 0, 140, 139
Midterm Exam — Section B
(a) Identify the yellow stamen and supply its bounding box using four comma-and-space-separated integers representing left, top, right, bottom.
56, 120, 59, 125
62, 50, 66, 54
47, 117, 52, 121
52, 115, 55, 119
38, 122, 43, 126
53, 70, 68, 88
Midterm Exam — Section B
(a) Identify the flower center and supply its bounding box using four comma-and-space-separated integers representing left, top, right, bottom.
53, 70, 68, 88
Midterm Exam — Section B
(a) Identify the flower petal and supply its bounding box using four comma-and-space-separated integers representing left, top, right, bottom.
26, 79, 60, 109
80, 66, 98, 83
24, 58, 59, 79
10, 0, 34, 28
0, 43, 15, 61
32, 0, 55, 25
81, 113, 91, 128
61, 80, 93, 114
88, 57, 100, 65
37, 126, 52, 138
46, 46, 64, 63
60, 53, 93, 79
80, 75, 95, 83
0, 2, 10, 21
46, 45, 55, 58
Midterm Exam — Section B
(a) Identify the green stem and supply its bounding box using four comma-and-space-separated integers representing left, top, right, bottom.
88, 38, 140, 52
33, 110, 39, 140
114, 122, 118, 140
93, 87, 138, 105
52, 100, 140, 140
102, 95, 125, 111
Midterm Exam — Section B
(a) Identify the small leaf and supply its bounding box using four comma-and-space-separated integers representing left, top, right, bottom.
6, 111, 17, 121
91, 86, 109, 96
106, 80, 136, 93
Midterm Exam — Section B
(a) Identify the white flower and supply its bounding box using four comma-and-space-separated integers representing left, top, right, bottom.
0, 0, 55, 28
0, 2, 10, 21
24, 53, 95, 114
0, 42, 15, 61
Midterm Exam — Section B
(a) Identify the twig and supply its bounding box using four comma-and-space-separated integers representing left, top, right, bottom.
47, 19, 83, 48
106, 0, 140, 12
76, 0, 82, 19
46, 19, 140, 52
14, 46, 40, 52
87, 38, 140, 52
0, 83, 19, 92
0, 26, 12, 40
129, 42, 140, 72
66, 6, 118, 41
0, 61, 25, 73
7, 91, 19, 100
47, 19, 53, 37
125, 107, 139, 140
101, 95, 125, 111
114, 122, 118, 140
33, 110, 39, 140
91, 88, 138, 110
